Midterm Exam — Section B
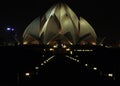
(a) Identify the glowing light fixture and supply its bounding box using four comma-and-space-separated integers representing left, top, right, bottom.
85, 64, 88, 67
49, 48, 54, 51
6, 27, 11, 31
11, 28, 14, 31
23, 41, 28, 45
108, 73, 113, 77
53, 45, 58, 48
66, 48, 70, 51
93, 67, 97, 70
35, 66, 39, 70
25, 73, 30, 76
41, 63, 44, 65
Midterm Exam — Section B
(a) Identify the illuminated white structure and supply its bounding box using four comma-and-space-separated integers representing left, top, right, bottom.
23, 3, 97, 45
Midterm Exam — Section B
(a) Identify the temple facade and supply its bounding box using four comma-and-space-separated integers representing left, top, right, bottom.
23, 3, 97, 45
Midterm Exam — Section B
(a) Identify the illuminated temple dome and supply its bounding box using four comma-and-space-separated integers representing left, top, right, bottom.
23, 3, 97, 45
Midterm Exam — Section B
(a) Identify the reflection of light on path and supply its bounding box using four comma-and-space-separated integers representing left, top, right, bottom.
66, 55, 79, 63
41, 55, 55, 66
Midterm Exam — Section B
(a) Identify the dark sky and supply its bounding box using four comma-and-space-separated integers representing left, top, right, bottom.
0, 0, 120, 41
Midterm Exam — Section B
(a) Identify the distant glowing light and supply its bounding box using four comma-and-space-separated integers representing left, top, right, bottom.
23, 41, 28, 45
25, 73, 30, 76
91, 42, 96, 45
43, 49, 46, 51
35, 66, 39, 70
62, 45, 67, 48
93, 67, 97, 70
11, 28, 14, 31
44, 61, 47, 63
100, 44, 103, 46
46, 56, 54, 61
85, 64, 88, 67
53, 45, 58, 48
77, 49, 93, 52
66, 55, 79, 62
6, 27, 11, 31
70, 51, 73, 55
40, 55, 55, 65
49, 48, 54, 51
41, 63, 44, 65
66, 48, 70, 51
6, 27, 15, 31
108, 73, 113, 77
77, 60, 79, 62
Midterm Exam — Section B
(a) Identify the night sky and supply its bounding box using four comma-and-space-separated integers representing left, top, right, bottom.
0, 0, 120, 41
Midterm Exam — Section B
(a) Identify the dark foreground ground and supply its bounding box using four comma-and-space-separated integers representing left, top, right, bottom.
0, 45, 120, 85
